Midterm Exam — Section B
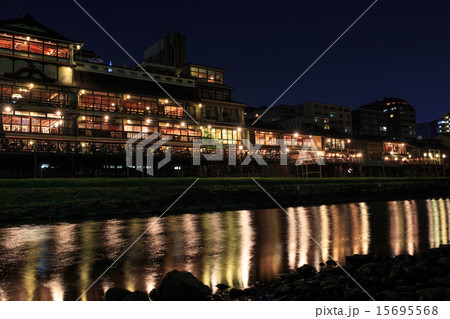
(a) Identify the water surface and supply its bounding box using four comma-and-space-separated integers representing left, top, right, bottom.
0, 198, 449, 300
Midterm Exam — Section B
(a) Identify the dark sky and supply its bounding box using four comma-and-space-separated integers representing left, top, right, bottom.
2, 0, 450, 122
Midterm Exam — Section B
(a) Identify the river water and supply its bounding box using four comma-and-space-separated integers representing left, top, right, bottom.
0, 198, 449, 300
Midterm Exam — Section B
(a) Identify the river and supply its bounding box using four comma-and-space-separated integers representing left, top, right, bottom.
0, 198, 449, 300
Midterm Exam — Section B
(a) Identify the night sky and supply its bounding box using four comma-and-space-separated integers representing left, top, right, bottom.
1, 0, 450, 122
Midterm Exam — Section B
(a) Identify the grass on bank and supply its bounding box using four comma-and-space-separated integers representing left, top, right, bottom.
0, 177, 449, 222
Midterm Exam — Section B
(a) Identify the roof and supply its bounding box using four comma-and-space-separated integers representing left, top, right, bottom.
74, 70, 201, 102
0, 14, 79, 43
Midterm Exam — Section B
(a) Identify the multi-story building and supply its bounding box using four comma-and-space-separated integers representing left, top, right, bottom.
0, 15, 245, 177
352, 108, 387, 137
437, 113, 450, 134
246, 101, 352, 134
358, 98, 416, 140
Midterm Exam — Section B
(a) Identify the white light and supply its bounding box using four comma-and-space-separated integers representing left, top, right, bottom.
104, 115, 109, 121
29, 83, 34, 89
181, 122, 186, 127
127, 120, 131, 124
423, 153, 427, 157
81, 116, 86, 120
198, 103, 202, 108
238, 145, 243, 150
5, 106, 11, 112
237, 127, 242, 132
146, 119, 151, 124
207, 125, 211, 129
165, 99, 168, 103
293, 133, 299, 138
443, 154, 446, 158
76, 45, 81, 50
285, 148, 289, 153
81, 89, 85, 95
56, 111, 62, 117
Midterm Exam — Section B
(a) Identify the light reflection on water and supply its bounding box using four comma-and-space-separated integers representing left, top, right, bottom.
0, 198, 449, 300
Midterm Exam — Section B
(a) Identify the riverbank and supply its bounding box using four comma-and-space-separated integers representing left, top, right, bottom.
211, 245, 450, 301
1, 177, 449, 222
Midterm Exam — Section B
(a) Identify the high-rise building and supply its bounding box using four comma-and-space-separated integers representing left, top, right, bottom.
357, 98, 416, 140
245, 101, 352, 134
352, 108, 387, 137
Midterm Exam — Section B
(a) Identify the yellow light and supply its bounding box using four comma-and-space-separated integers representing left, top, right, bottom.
59, 120, 63, 124
309, 135, 312, 138
384, 156, 389, 160
29, 83, 34, 89
81, 143, 86, 147
285, 148, 289, 153
104, 115, 109, 121
207, 125, 211, 129
238, 145, 243, 150
199, 103, 203, 108
443, 154, 446, 158
347, 139, 351, 143
146, 106, 150, 110
165, 99, 168, 103
80, 89, 85, 95
56, 110, 62, 117
293, 133, 299, 138
200, 126, 203, 130
67, 67, 71, 71
181, 122, 186, 127
111, 103, 115, 106
29, 141, 33, 145
26, 36, 30, 41
76, 45, 81, 50
402, 158, 407, 161
394, 157, 398, 161
146, 119, 151, 124
5, 106, 11, 112
127, 119, 131, 124
423, 153, 427, 157
81, 116, 86, 120
166, 123, 169, 127
237, 127, 242, 132
126, 95, 131, 99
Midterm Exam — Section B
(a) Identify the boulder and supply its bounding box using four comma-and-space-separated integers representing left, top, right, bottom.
296, 264, 316, 277
151, 270, 211, 301
104, 288, 132, 301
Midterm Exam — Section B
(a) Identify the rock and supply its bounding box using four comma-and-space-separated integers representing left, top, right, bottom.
216, 283, 230, 290
358, 263, 379, 276
326, 260, 337, 266
229, 288, 245, 299
380, 290, 398, 300
417, 287, 450, 300
319, 262, 325, 267
123, 290, 150, 301
243, 287, 257, 296
296, 264, 316, 277
389, 268, 404, 281
152, 270, 211, 301
104, 287, 132, 301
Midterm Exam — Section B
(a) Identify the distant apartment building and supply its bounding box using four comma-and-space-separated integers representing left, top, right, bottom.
352, 108, 387, 137
246, 101, 352, 134
356, 98, 416, 140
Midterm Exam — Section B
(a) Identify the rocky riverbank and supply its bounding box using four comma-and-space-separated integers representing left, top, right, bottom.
104, 245, 450, 301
